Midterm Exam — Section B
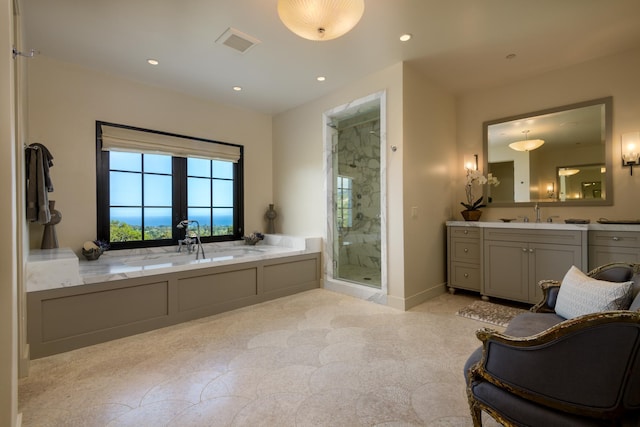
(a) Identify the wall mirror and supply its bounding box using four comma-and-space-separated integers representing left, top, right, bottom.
483, 96, 612, 206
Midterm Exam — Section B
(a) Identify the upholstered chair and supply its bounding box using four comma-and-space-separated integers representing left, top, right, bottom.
465, 262, 640, 426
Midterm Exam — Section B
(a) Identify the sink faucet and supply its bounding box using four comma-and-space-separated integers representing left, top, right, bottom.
534, 203, 541, 223
176, 219, 205, 259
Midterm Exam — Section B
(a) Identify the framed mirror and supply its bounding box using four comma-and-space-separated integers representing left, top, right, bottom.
483, 97, 612, 206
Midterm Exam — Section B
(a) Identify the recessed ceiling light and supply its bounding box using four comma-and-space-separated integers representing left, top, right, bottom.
147, 59, 159, 65
233, 86, 242, 92
505, 53, 516, 60
399, 33, 412, 42
316, 76, 326, 82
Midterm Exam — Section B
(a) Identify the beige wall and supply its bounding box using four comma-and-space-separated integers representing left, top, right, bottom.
456, 47, 640, 221
273, 62, 456, 309
1, 0, 19, 424
27, 56, 273, 252
273, 63, 407, 306
401, 63, 456, 307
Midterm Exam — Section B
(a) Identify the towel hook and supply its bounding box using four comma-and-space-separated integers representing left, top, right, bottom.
12, 47, 38, 59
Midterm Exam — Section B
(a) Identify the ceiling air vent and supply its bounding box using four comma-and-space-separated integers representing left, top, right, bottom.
215, 27, 261, 54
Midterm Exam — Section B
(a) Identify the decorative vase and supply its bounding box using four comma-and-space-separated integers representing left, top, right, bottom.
41, 200, 62, 249
461, 210, 482, 221
265, 203, 277, 234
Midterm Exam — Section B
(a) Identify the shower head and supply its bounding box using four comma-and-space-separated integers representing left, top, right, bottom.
176, 220, 189, 229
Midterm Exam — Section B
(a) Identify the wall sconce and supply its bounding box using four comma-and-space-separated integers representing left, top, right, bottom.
546, 182, 555, 199
464, 154, 478, 171
622, 131, 640, 175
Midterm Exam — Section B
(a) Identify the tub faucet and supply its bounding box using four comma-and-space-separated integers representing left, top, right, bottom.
176, 219, 205, 260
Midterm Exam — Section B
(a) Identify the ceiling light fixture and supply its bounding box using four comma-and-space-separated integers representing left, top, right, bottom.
558, 168, 580, 177
316, 76, 326, 82
147, 59, 159, 65
277, 0, 365, 41
399, 33, 412, 42
509, 130, 545, 152
233, 86, 242, 92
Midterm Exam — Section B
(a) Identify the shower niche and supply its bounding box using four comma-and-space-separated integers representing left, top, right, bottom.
324, 92, 387, 299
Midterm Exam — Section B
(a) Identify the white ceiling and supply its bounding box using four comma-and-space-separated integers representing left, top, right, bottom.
20, 0, 640, 115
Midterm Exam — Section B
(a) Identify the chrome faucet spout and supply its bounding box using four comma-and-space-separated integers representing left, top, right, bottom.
176, 219, 205, 259
534, 203, 541, 223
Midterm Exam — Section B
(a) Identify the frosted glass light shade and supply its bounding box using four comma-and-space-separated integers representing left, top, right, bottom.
558, 168, 580, 177
622, 131, 640, 164
277, 0, 365, 41
508, 139, 545, 152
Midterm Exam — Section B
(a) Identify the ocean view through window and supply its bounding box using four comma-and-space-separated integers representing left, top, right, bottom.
96, 122, 244, 249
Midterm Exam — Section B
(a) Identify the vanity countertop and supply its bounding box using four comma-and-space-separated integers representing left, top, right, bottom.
446, 221, 640, 232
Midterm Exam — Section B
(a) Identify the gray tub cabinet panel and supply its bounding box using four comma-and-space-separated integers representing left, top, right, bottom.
28, 253, 321, 358
264, 257, 320, 295
28, 277, 173, 358
588, 230, 640, 270
177, 267, 259, 313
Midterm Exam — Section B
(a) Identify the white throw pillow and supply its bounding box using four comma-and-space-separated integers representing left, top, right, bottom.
555, 266, 633, 319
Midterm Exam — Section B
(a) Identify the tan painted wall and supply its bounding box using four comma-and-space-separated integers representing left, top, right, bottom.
1, 0, 19, 423
273, 63, 407, 306
456, 47, 640, 221
27, 56, 273, 252
402, 63, 456, 307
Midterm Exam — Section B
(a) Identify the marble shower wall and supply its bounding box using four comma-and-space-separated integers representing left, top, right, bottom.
336, 117, 381, 271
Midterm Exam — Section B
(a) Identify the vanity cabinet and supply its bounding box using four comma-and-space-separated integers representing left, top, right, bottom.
483, 228, 585, 303
447, 226, 481, 292
588, 230, 640, 270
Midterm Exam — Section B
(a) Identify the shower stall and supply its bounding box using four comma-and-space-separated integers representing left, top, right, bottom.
324, 92, 387, 299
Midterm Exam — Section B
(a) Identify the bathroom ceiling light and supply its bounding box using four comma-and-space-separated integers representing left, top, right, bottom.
558, 168, 580, 177
233, 86, 242, 92
316, 76, 326, 82
147, 59, 159, 65
399, 33, 412, 42
277, 0, 365, 41
509, 130, 545, 152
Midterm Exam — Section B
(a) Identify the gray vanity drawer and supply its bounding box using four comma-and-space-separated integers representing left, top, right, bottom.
451, 238, 480, 262
589, 230, 640, 248
484, 228, 583, 246
450, 263, 481, 291
449, 226, 481, 239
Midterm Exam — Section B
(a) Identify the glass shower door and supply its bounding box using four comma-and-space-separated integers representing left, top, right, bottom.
332, 114, 381, 288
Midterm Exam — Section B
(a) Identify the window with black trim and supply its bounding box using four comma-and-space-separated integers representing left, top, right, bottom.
336, 175, 353, 229
96, 121, 244, 249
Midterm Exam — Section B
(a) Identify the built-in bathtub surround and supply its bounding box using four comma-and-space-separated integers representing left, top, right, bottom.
26, 248, 80, 291
26, 234, 320, 291
26, 235, 322, 358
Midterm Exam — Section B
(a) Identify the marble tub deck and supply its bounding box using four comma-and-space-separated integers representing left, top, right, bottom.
26, 235, 321, 290
19, 289, 501, 426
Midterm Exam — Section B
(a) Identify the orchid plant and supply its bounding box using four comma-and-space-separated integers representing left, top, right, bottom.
461, 169, 500, 211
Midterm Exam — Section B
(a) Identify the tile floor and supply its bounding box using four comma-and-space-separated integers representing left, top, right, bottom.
19, 289, 503, 426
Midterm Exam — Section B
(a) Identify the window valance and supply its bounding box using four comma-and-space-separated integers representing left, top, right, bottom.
100, 124, 241, 162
